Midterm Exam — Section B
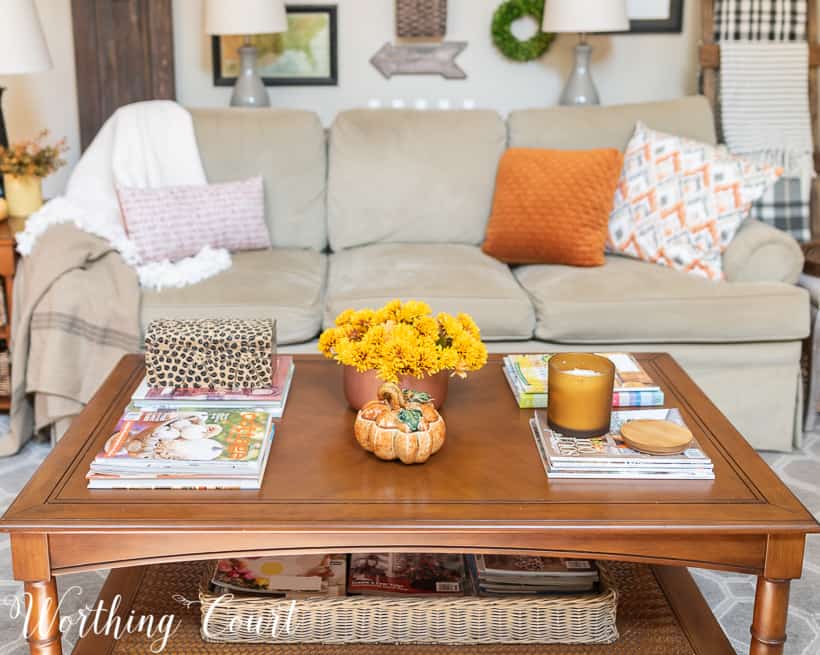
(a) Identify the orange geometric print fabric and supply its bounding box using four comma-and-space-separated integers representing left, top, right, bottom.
608, 122, 782, 280
482, 147, 624, 267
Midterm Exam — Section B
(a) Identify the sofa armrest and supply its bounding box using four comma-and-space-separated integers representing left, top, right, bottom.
723, 219, 804, 284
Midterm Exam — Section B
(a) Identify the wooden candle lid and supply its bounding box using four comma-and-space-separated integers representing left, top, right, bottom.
620, 420, 693, 455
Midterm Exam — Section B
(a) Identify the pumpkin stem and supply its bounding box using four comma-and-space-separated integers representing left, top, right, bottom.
378, 382, 405, 409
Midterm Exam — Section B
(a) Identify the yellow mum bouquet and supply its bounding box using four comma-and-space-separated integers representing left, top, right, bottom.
318, 300, 488, 383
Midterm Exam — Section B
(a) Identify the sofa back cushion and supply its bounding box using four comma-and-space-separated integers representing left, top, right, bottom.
189, 108, 327, 251
508, 96, 717, 150
327, 109, 507, 251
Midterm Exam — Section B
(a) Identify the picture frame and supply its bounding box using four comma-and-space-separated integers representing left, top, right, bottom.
626, 0, 684, 33
212, 5, 338, 87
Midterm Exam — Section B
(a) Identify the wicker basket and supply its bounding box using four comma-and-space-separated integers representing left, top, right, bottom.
198, 562, 618, 645
396, 0, 447, 38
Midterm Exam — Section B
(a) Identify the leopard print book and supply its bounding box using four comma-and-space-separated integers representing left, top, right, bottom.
144, 318, 276, 390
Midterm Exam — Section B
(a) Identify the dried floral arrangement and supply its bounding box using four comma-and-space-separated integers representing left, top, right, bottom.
319, 299, 488, 383
0, 130, 68, 178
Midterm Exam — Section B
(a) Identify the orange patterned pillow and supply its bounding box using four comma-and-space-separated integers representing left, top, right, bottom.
482, 148, 624, 266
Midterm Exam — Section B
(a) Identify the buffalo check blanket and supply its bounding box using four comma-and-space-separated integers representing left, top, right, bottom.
714, 0, 807, 41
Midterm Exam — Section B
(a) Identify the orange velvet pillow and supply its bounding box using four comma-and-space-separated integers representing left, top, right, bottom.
482, 147, 624, 266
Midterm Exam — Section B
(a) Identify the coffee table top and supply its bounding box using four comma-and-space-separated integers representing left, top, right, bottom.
2, 354, 818, 535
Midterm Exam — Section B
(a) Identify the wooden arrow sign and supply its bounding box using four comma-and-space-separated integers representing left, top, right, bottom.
370, 42, 467, 79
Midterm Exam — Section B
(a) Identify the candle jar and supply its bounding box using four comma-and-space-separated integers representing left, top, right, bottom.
547, 353, 615, 439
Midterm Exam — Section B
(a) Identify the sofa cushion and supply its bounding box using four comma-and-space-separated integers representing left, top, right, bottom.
188, 108, 327, 251
515, 255, 810, 343
508, 96, 717, 151
141, 249, 327, 344
324, 244, 535, 341
327, 110, 506, 251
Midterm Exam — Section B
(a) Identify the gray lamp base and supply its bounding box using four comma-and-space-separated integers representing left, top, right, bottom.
559, 42, 600, 107
230, 45, 270, 108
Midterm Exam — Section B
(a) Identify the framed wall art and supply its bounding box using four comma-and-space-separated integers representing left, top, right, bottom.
626, 0, 684, 33
212, 5, 338, 87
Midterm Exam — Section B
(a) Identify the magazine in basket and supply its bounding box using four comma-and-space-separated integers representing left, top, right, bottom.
348, 553, 469, 596
212, 555, 347, 598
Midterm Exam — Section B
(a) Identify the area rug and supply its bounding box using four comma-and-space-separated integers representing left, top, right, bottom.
0, 429, 816, 654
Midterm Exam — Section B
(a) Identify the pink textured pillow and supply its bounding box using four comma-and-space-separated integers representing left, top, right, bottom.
117, 176, 270, 263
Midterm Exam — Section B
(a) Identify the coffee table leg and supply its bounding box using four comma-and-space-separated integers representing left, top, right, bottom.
23, 578, 62, 655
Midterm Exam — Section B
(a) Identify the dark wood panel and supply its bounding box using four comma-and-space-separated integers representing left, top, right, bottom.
71, 0, 175, 150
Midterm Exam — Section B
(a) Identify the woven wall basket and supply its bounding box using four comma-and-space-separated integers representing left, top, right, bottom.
396, 0, 448, 38
198, 562, 618, 645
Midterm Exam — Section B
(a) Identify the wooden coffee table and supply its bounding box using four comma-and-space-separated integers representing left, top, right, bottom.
2, 354, 818, 655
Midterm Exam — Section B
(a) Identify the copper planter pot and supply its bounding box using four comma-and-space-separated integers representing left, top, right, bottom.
343, 367, 449, 410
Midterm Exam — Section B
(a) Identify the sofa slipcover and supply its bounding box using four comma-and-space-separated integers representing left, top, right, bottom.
515, 255, 810, 344
324, 243, 535, 340
327, 110, 506, 251
141, 249, 326, 344
189, 108, 327, 251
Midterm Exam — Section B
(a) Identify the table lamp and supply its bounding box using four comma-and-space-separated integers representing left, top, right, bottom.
542, 0, 629, 106
0, 0, 53, 195
205, 0, 288, 108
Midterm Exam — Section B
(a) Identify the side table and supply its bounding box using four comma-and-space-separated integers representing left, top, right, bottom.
0, 220, 15, 411
800, 242, 820, 431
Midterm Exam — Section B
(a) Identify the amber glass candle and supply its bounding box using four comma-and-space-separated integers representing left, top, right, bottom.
547, 353, 615, 439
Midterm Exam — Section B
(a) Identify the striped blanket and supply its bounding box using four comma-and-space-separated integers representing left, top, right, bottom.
2, 223, 140, 456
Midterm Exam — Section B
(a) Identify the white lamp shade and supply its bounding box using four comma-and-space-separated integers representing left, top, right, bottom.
205, 0, 288, 35
542, 0, 630, 33
0, 0, 52, 75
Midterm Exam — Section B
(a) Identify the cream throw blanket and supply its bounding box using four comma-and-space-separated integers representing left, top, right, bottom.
16, 100, 231, 290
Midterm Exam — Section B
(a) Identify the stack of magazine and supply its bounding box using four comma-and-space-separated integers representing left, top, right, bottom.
466, 555, 599, 596
503, 353, 664, 409
87, 407, 276, 489
529, 408, 715, 480
131, 355, 294, 417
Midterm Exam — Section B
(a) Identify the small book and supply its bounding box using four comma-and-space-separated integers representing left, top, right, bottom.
504, 353, 664, 409
131, 356, 294, 416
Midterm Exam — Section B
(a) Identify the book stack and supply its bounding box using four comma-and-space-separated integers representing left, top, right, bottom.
211, 555, 347, 599
131, 356, 295, 417
466, 555, 599, 596
530, 408, 715, 480
86, 406, 275, 489
503, 353, 664, 409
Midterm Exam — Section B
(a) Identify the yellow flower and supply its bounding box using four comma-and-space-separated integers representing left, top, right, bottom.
318, 300, 487, 381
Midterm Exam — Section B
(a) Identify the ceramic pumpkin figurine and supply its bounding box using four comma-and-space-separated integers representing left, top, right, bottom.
354, 382, 446, 464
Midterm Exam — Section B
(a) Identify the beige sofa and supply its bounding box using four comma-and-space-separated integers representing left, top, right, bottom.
140, 96, 809, 451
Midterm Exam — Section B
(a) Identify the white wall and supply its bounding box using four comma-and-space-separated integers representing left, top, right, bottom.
175, 0, 701, 125
0, 0, 79, 197
2, 0, 701, 194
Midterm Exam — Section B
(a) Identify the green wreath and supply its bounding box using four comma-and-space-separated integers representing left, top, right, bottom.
492, 0, 555, 62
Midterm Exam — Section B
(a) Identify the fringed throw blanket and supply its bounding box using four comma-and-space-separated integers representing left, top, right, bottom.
2, 224, 140, 456
719, 30, 814, 242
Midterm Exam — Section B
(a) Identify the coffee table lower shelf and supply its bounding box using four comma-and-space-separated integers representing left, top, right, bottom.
72, 561, 735, 655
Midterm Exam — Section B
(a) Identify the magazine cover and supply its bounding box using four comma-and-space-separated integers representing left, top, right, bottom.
132, 356, 294, 406
93, 407, 273, 471
476, 555, 596, 578
534, 408, 712, 467
348, 553, 468, 596
212, 555, 346, 597
505, 353, 660, 394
